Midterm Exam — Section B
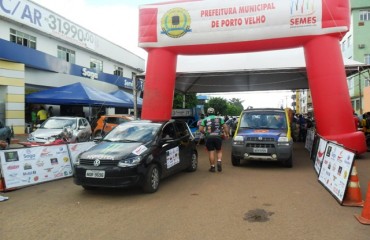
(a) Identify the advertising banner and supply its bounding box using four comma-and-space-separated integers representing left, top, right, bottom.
139, 0, 348, 48
304, 128, 315, 156
0, 145, 72, 189
318, 142, 355, 203
314, 137, 327, 175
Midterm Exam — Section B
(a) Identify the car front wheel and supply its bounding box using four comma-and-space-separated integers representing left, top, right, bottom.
142, 164, 160, 193
187, 151, 198, 172
282, 156, 293, 168
231, 155, 241, 166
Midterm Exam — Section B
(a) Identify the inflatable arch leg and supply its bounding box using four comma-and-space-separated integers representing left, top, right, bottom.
304, 35, 366, 153
141, 49, 177, 121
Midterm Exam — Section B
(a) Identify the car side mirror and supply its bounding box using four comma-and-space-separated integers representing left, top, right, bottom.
79, 125, 86, 130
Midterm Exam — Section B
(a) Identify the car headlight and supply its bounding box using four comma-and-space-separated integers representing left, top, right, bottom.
118, 156, 142, 167
28, 133, 35, 141
233, 135, 244, 145
75, 157, 80, 166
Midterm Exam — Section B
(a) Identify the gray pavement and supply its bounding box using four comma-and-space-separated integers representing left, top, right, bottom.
0, 141, 369, 240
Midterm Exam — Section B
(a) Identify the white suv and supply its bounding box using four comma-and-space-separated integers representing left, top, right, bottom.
28, 116, 92, 143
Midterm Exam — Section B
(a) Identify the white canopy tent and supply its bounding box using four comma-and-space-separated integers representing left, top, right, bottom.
169, 48, 367, 93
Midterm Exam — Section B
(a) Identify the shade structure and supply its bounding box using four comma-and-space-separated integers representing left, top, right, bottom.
26, 82, 132, 107
110, 90, 143, 108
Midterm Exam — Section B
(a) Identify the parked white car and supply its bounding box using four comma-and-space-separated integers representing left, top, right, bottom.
28, 116, 92, 143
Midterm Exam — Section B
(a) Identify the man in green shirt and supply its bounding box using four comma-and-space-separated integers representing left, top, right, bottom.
199, 108, 229, 172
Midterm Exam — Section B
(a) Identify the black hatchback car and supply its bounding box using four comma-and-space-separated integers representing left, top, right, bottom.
73, 119, 198, 193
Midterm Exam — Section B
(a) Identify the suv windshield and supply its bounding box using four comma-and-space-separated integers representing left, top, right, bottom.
104, 122, 161, 143
42, 118, 77, 130
240, 111, 287, 130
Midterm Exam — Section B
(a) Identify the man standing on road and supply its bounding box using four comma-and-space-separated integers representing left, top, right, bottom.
199, 107, 229, 172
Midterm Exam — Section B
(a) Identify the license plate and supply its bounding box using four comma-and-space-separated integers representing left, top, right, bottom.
253, 148, 268, 153
85, 170, 105, 178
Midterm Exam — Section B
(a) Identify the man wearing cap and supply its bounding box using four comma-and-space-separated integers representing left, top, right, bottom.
199, 107, 229, 172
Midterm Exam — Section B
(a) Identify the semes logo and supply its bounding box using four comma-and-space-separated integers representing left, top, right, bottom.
290, 0, 317, 27
82, 68, 98, 80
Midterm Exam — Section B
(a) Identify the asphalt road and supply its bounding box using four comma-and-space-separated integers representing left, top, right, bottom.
1, 141, 369, 240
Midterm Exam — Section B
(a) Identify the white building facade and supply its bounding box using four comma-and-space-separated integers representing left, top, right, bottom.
0, 0, 145, 134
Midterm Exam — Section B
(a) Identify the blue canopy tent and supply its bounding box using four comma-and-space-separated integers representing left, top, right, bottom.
26, 82, 132, 107
110, 90, 143, 108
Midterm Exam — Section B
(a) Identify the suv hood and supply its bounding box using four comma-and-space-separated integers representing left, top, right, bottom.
79, 141, 148, 161
237, 129, 285, 139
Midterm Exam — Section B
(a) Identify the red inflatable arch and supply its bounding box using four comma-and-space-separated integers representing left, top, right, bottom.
139, 0, 366, 154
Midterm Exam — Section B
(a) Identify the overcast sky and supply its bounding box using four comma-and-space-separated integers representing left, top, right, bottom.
31, 0, 293, 108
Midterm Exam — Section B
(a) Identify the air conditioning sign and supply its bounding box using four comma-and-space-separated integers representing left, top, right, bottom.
0, 0, 98, 49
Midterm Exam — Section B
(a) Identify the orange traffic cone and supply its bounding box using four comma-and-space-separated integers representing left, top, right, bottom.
355, 182, 370, 225
342, 162, 364, 207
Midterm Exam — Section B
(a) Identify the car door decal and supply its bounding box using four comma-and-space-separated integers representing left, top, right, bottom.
166, 146, 179, 169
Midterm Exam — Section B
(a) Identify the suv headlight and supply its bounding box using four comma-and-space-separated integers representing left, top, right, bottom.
233, 135, 244, 145
278, 136, 289, 142
118, 156, 142, 167
278, 135, 290, 146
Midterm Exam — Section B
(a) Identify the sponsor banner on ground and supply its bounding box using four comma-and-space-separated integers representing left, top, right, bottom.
318, 142, 355, 203
0, 145, 72, 189
305, 128, 315, 156
314, 137, 328, 175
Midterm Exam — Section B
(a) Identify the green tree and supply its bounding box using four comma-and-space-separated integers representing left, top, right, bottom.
229, 98, 244, 110
173, 92, 198, 109
226, 103, 241, 116
207, 97, 228, 115
227, 98, 244, 116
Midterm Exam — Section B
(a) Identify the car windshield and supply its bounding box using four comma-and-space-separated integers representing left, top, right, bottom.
104, 122, 161, 143
240, 111, 287, 130
42, 118, 77, 130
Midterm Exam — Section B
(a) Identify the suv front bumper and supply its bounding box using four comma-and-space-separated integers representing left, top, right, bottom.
232, 141, 292, 161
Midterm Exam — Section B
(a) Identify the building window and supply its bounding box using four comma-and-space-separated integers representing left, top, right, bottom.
114, 66, 123, 76
365, 54, 370, 65
90, 58, 103, 72
365, 78, 370, 87
360, 10, 370, 21
9, 28, 36, 49
58, 46, 75, 64
348, 77, 354, 90
356, 99, 360, 111
347, 35, 352, 48
342, 40, 346, 51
